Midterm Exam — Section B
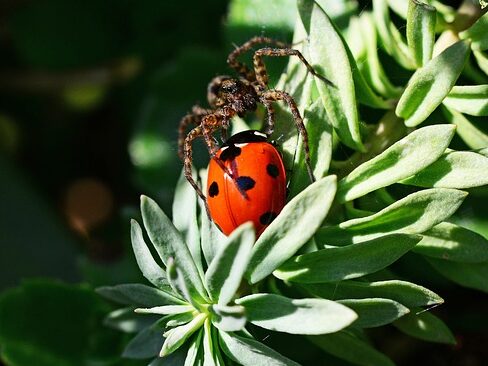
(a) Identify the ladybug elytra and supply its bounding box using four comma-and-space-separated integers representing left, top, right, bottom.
206, 130, 286, 236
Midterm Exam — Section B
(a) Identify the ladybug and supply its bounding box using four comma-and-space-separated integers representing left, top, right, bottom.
206, 130, 286, 236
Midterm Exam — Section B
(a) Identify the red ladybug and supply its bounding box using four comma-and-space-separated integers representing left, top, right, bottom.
206, 130, 286, 236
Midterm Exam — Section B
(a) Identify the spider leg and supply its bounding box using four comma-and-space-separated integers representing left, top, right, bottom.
183, 126, 209, 210
253, 47, 334, 88
227, 36, 288, 81
262, 89, 315, 183
178, 106, 210, 160
261, 98, 276, 136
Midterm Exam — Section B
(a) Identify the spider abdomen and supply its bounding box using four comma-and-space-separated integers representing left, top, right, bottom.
206, 130, 286, 236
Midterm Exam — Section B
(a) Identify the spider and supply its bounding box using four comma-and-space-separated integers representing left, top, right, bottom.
177, 36, 333, 208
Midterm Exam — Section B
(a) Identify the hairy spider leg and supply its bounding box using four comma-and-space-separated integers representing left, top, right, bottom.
177, 105, 212, 160
261, 89, 316, 182
227, 36, 288, 80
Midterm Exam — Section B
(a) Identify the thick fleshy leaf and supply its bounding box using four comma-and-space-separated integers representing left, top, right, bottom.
339, 298, 409, 328
394, 311, 456, 344
219, 331, 301, 366
172, 169, 203, 277
427, 257, 488, 293
199, 169, 227, 267
236, 293, 357, 335
474, 50, 488, 75
373, 0, 416, 70
336, 125, 456, 202
160, 313, 206, 357
308, 331, 395, 366
414, 222, 488, 262
123, 319, 166, 359
357, 13, 402, 99
401, 150, 488, 188
96, 283, 185, 307
318, 189, 467, 246
202, 318, 224, 366
141, 196, 208, 302
205, 223, 254, 305
130, 220, 167, 289
407, 0, 436, 67
184, 329, 203, 366
298, 0, 364, 151
209, 304, 247, 332
396, 40, 470, 127
288, 99, 333, 197
274, 234, 421, 283
459, 11, 488, 51
443, 85, 488, 116
105, 307, 160, 333
442, 105, 488, 149
247, 175, 337, 284
135, 305, 194, 315
300, 279, 443, 307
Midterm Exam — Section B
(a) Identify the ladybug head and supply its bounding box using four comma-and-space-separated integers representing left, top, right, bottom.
207, 76, 257, 113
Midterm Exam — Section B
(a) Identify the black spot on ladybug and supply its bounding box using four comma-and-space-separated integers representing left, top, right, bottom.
220, 145, 241, 161
208, 181, 219, 197
260, 212, 278, 225
236, 176, 255, 191
266, 164, 279, 178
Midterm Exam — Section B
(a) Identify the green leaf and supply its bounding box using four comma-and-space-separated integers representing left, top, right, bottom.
236, 293, 357, 335
274, 234, 422, 283
459, 11, 488, 51
474, 50, 488, 75
336, 125, 456, 202
219, 331, 301, 366
209, 304, 247, 332
407, 0, 436, 67
401, 150, 488, 188
205, 222, 255, 305
373, 0, 416, 70
308, 331, 395, 366
0, 280, 116, 366
172, 169, 203, 277
320, 188, 467, 245
396, 40, 470, 127
443, 85, 488, 116
141, 196, 208, 302
427, 257, 488, 293
135, 305, 194, 315
414, 222, 488, 262
298, 0, 364, 151
202, 318, 225, 366
356, 13, 403, 99
199, 169, 227, 267
288, 99, 333, 197
394, 311, 456, 344
123, 319, 166, 359
442, 105, 488, 149
339, 298, 409, 328
184, 329, 203, 366
130, 219, 167, 289
247, 175, 337, 284
160, 313, 206, 357
96, 283, 185, 307
104, 307, 159, 333
300, 279, 443, 307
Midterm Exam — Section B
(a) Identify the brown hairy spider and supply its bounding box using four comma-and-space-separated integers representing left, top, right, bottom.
177, 36, 333, 205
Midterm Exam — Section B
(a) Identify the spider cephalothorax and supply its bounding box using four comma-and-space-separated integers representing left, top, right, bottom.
177, 36, 333, 209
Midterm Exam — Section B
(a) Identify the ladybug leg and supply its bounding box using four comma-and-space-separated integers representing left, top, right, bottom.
262, 89, 315, 183
227, 36, 288, 81
178, 106, 210, 160
252, 47, 334, 89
